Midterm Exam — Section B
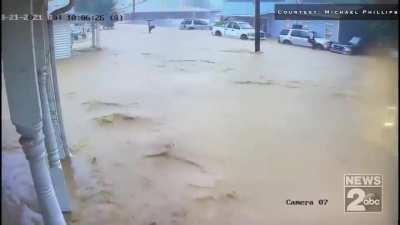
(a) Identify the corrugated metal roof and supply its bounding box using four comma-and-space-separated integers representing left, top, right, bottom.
48, 0, 70, 14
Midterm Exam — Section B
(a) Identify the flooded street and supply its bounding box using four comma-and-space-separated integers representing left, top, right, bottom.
2, 23, 398, 225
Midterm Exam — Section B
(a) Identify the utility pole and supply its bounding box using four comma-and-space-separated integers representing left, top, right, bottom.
132, 0, 135, 20
254, 0, 261, 52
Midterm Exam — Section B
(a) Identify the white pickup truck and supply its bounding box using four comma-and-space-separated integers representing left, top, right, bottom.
212, 21, 265, 40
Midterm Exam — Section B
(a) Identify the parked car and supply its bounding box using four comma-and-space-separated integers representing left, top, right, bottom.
179, 19, 210, 30
278, 28, 332, 50
329, 37, 363, 55
212, 21, 266, 40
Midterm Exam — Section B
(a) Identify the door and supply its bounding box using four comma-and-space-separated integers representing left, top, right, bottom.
299, 30, 312, 47
290, 30, 311, 47
224, 22, 234, 36
232, 22, 241, 38
194, 20, 209, 30
193, 20, 202, 29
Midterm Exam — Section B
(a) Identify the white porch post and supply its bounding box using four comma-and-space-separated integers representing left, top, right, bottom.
2, 0, 67, 224
33, 0, 71, 213
47, 6, 72, 159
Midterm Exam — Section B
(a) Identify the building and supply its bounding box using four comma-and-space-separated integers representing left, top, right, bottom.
49, 0, 73, 59
115, 0, 222, 26
222, 0, 368, 42
116, 0, 224, 13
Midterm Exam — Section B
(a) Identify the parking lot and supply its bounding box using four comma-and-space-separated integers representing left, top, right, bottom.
2, 23, 398, 225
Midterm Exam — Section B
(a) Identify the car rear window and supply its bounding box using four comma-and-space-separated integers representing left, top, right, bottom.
194, 20, 208, 25
181, 20, 192, 25
291, 30, 308, 37
280, 29, 289, 35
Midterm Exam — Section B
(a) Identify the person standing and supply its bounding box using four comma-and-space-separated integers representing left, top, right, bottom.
308, 31, 317, 49
147, 19, 155, 33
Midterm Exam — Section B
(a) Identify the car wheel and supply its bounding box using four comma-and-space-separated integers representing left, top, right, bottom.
215, 31, 222, 36
282, 40, 292, 45
240, 34, 248, 40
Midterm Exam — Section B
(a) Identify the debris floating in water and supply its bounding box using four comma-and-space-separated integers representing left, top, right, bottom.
144, 150, 207, 173
194, 195, 217, 202
234, 80, 305, 89
72, 138, 90, 152
221, 67, 235, 73
220, 49, 253, 54
194, 191, 239, 203
234, 80, 275, 86
167, 59, 216, 64
91, 157, 97, 165
93, 113, 138, 125
187, 183, 214, 189
198, 59, 216, 64
224, 191, 239, 200
82, 100, 137, 111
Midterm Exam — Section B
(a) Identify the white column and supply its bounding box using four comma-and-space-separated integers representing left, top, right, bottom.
33, 0, 65, 159
46, 2, 72, 159
2, 0, 67, 224
38, 67, 62, 168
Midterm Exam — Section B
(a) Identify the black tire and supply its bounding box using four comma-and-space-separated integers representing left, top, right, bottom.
240, 34, 248, 40
282, 40, 292, 45
215, 31, 222, 36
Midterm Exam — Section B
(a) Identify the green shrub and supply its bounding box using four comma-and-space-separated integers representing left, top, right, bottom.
214, 21, 225, 27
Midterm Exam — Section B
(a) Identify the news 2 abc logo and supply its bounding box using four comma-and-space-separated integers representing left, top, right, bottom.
344, 174, 382, 212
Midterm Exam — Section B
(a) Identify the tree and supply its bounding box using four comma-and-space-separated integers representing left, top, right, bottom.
75, 0, 116, 26
74, 0, 116, 48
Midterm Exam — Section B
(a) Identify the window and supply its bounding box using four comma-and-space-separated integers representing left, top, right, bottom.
238, 22, 253, 29
292, 24, 303, 29
194, 20, 207, 25
227, 22, 233, 28
299, 31, 309, 38
325, 23, 334, 40
181, 20, 192, 25
280, 29, 289, 35
233, 23, 240, 29
311, 31, 322, 38
291, 30, 308, 38
290, 30, 302, 37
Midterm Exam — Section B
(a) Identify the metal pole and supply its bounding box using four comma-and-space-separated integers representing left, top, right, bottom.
48, 0, 75, 158
38, 67, 71, 213
254, 0, 261, 52
132, 0, 135, 20
38, 0, 66, 159
38, 68, 62, 169
48, 21, 72, 158
91, 22, 96, 48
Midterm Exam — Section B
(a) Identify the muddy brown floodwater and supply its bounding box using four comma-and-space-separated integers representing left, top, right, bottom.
2, 24, 398, 225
